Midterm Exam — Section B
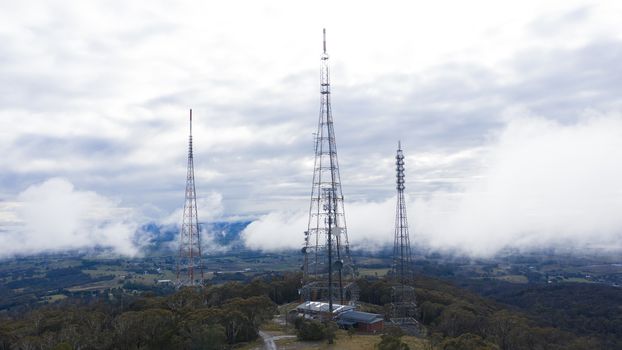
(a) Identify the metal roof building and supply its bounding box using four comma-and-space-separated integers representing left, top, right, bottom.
296, 301, 354, 315
337, 310, 384, 332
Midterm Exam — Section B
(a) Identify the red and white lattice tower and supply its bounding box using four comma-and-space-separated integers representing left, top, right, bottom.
176, 109, 204, 286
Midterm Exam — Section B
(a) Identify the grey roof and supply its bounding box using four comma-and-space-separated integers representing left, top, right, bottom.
336, 319, 357, 326
296, 301, 354, 314
338, 310, 384, 324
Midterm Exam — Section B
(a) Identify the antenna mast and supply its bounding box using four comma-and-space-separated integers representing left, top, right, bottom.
389, 141, 417, 324
177, 108, 205, 286
301, 29, 357, 313
392, 141, 413, 283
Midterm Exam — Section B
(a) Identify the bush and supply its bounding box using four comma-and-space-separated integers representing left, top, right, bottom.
52, 343, 72, 350
376, 334, 410, 350
295, 318, 326, 341
440, 333, 496, 350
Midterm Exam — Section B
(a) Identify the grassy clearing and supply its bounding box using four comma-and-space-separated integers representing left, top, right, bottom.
83, 269, 125, 277
495, 275, 529, 283
260, 321, 287, 333
356, 302, 385, 314
358, 268, 390, 277
274, 330, 428, 350
563, 277, 593, 283
67, 279, 119, 292
46, 294, 68, 302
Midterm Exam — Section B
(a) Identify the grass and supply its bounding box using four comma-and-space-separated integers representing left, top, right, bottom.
356, 302, 385, 314
67, 279, 119, 292
358, 268, 390, 277
273, 330, 429, 350
46, 294, 68, 302
260, 321, 287, 333
233, 339, 263, 350
83, 269, 126, 277
562, 277, 593, 283
495, 275, 529, 284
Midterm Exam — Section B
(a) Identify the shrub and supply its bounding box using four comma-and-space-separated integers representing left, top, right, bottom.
296, 319, 326, 341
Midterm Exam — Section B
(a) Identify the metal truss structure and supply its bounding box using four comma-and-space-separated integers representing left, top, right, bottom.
176, 109, 204, 286
389, 142, 417, 324
301, 29, 356, 313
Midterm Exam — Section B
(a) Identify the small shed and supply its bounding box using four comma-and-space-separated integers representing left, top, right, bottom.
337, 310, 384, 332
296, 301, 354, 320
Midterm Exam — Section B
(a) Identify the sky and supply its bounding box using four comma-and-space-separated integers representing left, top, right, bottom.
1, 0, 622, 257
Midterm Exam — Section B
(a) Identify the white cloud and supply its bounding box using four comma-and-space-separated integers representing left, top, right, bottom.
242, 114, 622, 256
415, 113, 622, 256
1, 0, 622, 256
0, 178, 139, 257
242, 210, 308, 251
161, 191, 225, 225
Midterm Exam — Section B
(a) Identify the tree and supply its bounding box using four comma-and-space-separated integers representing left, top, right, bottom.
183, 324, 227, 350
296, 319, 326, 341
420, 301, 445, 325
325, 321, 338, 345
51, 343, 72, 350
347, 326, 356, 339
440, 333, 497, 350
487, 310, 530, 350
376, 334, 410, 350
113, 309, 175, 349
437, 304, 481, 337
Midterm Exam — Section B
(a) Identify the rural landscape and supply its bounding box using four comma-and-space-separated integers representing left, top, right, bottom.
1, 242, 622, 348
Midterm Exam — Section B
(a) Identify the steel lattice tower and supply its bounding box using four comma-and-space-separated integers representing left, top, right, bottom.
392, 141, 414, 283
389, 141, 417, 324
301, 29, 356, 311
176, 109, 204, 286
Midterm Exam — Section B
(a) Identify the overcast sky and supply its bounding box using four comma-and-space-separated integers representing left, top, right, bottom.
1, 0, 622, 257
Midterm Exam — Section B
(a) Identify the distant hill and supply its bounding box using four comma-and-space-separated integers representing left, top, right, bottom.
137, 220, 252, 254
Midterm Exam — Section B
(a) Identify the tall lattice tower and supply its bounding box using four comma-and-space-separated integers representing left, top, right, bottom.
176, 109, 204, 286
392, 141, 414, 283
301, 29, 357, 312
389, 141, 417, 324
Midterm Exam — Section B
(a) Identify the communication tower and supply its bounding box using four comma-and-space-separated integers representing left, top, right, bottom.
389, 141, 417, 324
176, 109, 205, 286
301, 29, 357, 313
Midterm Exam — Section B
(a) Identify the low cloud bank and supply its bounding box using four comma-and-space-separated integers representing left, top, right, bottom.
242, 114, 622, 257
0, 178, 139, 258
242, 210, 308, 251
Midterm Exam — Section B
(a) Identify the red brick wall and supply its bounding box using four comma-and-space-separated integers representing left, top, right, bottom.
359, 320, 383, 332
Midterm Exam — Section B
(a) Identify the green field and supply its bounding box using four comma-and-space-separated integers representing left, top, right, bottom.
495, 274, 529, 283
358, 268, 390, 277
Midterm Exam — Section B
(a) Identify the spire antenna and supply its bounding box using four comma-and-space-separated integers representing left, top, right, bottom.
323, 28, 327, 54
301, 29, 357, 314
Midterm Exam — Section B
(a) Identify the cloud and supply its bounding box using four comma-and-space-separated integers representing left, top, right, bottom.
1, 0, 622, 255
415, 113, 622, 256
242, 114, 622, 256
0, 178, 139, 258
242, 210, 308, 251
161, 191, 225, 225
